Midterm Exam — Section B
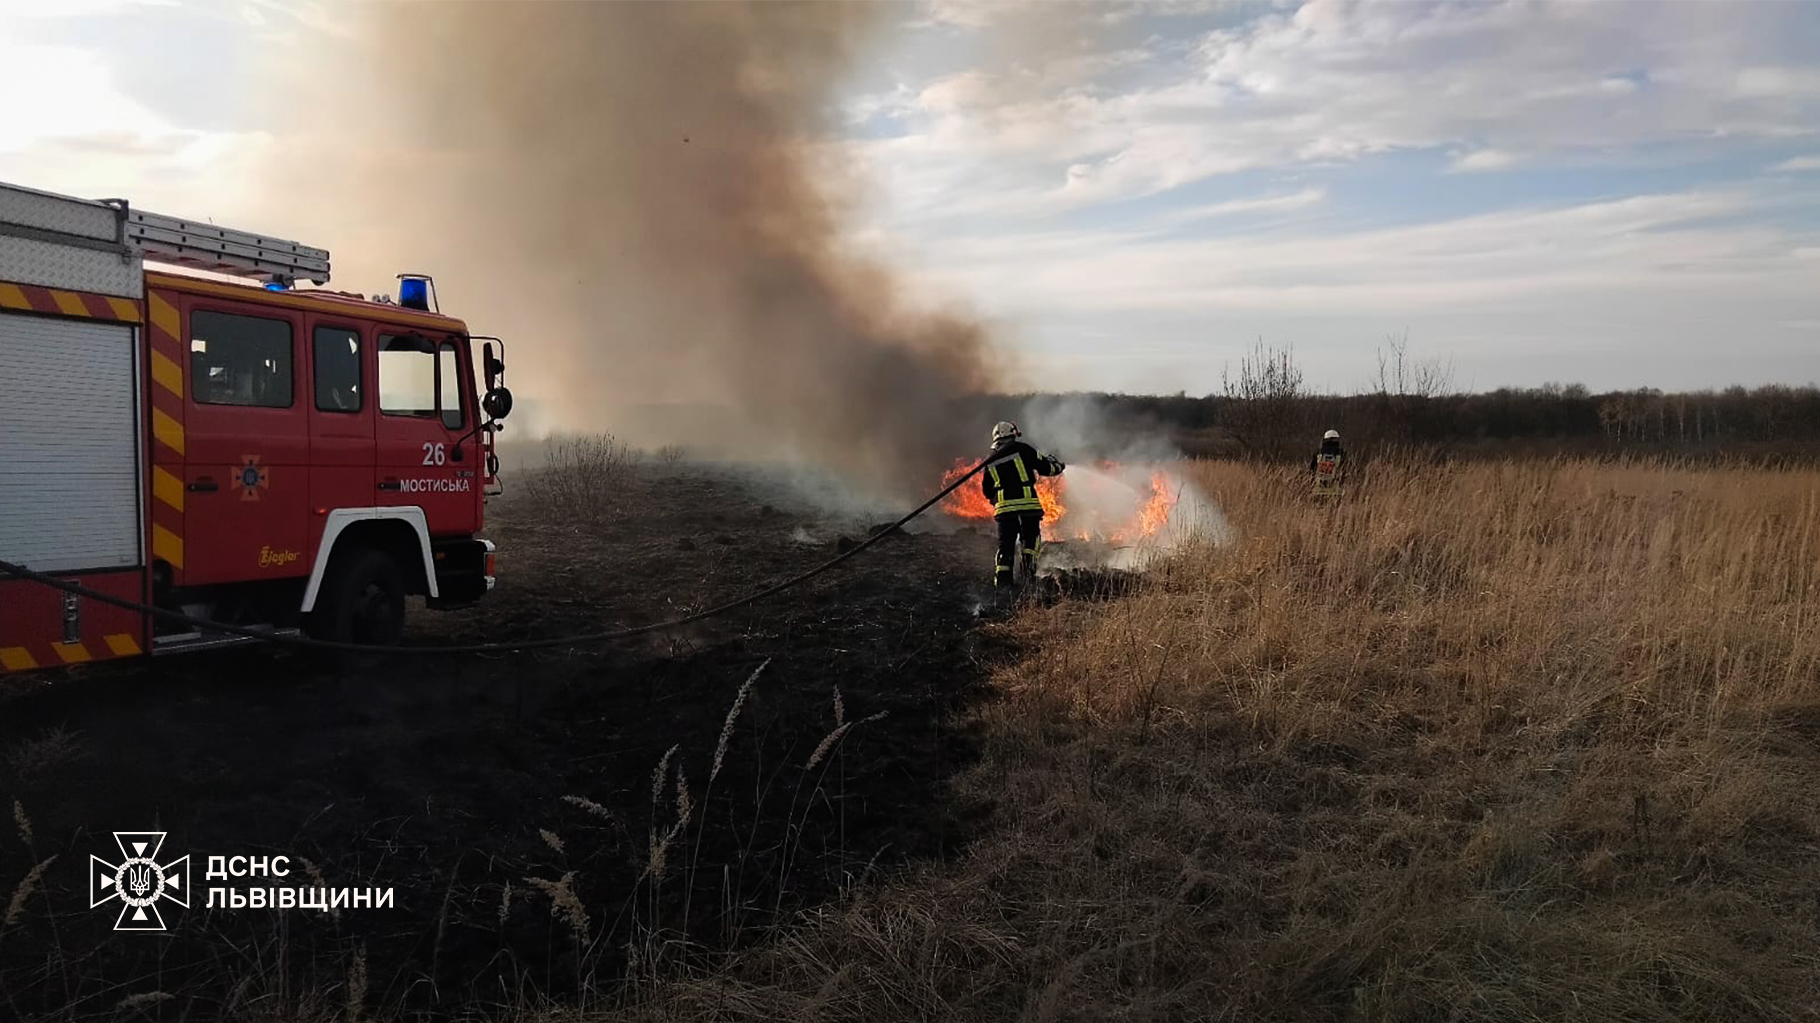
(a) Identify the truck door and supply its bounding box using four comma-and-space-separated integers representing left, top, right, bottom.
374, 331, 478, 535
306, 319, 375, 547
179, 297, 310, 584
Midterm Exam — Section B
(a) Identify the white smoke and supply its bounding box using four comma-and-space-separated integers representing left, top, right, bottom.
1012, 394, 1178, 465
1009, 395, 1232, 568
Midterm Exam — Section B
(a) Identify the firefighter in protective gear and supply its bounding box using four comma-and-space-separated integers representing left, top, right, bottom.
983, 421, 1065, 586
1310, 429, 1346, 495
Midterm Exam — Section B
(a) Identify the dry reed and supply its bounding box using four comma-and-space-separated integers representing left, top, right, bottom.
560, 795, 616, 822
712, 660, 767, 785
294, 857, 340, 921
618, 456, 1820, 1022
651, 746, 679, 806
525, 872, 591, 946
346, 944, 368, 1022
3, 855, 54, 929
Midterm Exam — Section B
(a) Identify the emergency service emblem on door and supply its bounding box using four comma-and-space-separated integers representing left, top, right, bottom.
236, 455, 269, 502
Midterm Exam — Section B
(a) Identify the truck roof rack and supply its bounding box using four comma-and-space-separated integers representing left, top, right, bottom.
125, 207, 331, 287
1, 179, 333, 289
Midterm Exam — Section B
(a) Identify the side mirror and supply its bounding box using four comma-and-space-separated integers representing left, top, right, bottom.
483, 386, 514, 420
483, 341, 504, 390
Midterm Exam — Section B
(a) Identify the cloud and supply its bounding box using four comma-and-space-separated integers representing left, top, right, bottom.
878, 182, 1819, 394
861, 0, 1820, 221
1165, 187, 1327, 222
1449, 148, 1518, 173
0, 17, 318, 230
1733, 66, 1820, 99
1773, 155, 1820, 172
0, 42, 165, 151
897, 189, 1809, 317
909, 0, 1000, 30
0, 0, 159, 17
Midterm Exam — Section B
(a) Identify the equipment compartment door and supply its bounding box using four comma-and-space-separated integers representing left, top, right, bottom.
374, 331, 478, 535
0, 311, 141, 572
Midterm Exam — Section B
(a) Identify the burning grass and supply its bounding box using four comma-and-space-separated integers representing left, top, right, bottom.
621, 456, 1820, 1020
940, 458, 1194, 545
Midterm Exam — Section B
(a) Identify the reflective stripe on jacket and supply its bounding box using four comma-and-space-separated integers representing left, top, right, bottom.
982, 440, 1063, 517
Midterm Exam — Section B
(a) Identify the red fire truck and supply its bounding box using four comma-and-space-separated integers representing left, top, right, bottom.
0, 180, 514, 672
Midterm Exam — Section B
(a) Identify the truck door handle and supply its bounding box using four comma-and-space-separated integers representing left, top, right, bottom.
188, 477, 219, 493
378, 479, 402, 492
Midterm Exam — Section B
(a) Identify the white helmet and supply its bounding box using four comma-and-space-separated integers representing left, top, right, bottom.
991, 420, 1021, 445
1323, 429, 1340, 440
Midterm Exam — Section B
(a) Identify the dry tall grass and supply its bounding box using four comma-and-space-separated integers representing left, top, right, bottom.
516, 434, 643, 523
621, 457, 1820, 1021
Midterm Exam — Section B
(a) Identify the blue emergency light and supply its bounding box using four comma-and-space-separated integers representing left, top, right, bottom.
264, 281, 287, 291
398, 274, 434, 311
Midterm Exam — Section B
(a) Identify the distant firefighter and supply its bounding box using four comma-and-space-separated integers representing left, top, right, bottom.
1311, 429, 1346, 495
983, 421, 1065, 587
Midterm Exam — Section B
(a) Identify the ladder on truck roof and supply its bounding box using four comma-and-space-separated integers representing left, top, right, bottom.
125, 207, 331, 287
0, 179, 331, 288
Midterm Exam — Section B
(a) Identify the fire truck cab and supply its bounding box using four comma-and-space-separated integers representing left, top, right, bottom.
0, 179, 513, 671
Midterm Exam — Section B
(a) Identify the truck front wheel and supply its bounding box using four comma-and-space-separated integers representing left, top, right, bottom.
307, 547, 406, 647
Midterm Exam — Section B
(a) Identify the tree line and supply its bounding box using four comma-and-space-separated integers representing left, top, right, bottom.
966, 339, 1820, 463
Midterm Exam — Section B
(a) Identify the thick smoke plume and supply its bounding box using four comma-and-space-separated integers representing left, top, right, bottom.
299, 3, 997, 494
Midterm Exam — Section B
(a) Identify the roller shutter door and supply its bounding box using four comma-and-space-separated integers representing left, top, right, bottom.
0, 311, 142, 572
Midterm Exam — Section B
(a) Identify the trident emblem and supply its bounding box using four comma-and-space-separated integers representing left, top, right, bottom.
91, 832, 190, 932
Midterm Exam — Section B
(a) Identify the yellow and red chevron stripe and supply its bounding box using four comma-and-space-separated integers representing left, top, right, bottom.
0, 280, 140, 323
0, 633, 143, 673
145, 288, 186, 575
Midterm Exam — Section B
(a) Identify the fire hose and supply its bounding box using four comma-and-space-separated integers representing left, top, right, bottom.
0, 459, 989, 657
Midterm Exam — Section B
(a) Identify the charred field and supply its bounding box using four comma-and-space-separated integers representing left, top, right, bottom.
0, 460, 1014, 1020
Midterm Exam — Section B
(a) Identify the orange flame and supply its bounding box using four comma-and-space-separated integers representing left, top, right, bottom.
1107, 472, 1179, 544
940, 459, 1179, 543
941, 458, 1066, 520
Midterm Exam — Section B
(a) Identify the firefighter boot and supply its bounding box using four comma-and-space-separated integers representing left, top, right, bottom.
1018, 529, 1044, 584
994, 552, 1014, 588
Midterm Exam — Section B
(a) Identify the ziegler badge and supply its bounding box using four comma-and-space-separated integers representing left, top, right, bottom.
90, 831, 191, 931
237, 455, 269, 502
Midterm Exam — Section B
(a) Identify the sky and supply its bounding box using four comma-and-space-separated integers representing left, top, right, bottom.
2, 0, 1817, 398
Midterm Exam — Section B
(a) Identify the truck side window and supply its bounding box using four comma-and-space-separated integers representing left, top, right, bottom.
378, 333, 436, 418
437, 342, 465, 430
313, 326, 362, 413
191, 311, 293, 408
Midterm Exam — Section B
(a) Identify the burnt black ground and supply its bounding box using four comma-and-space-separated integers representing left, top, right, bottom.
0, 466, 1014, 1022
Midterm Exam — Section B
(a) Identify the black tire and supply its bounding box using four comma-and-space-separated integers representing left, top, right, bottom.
307, 547, 406, 647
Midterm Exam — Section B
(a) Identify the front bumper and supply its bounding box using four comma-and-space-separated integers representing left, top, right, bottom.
427, 537, 496, 609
